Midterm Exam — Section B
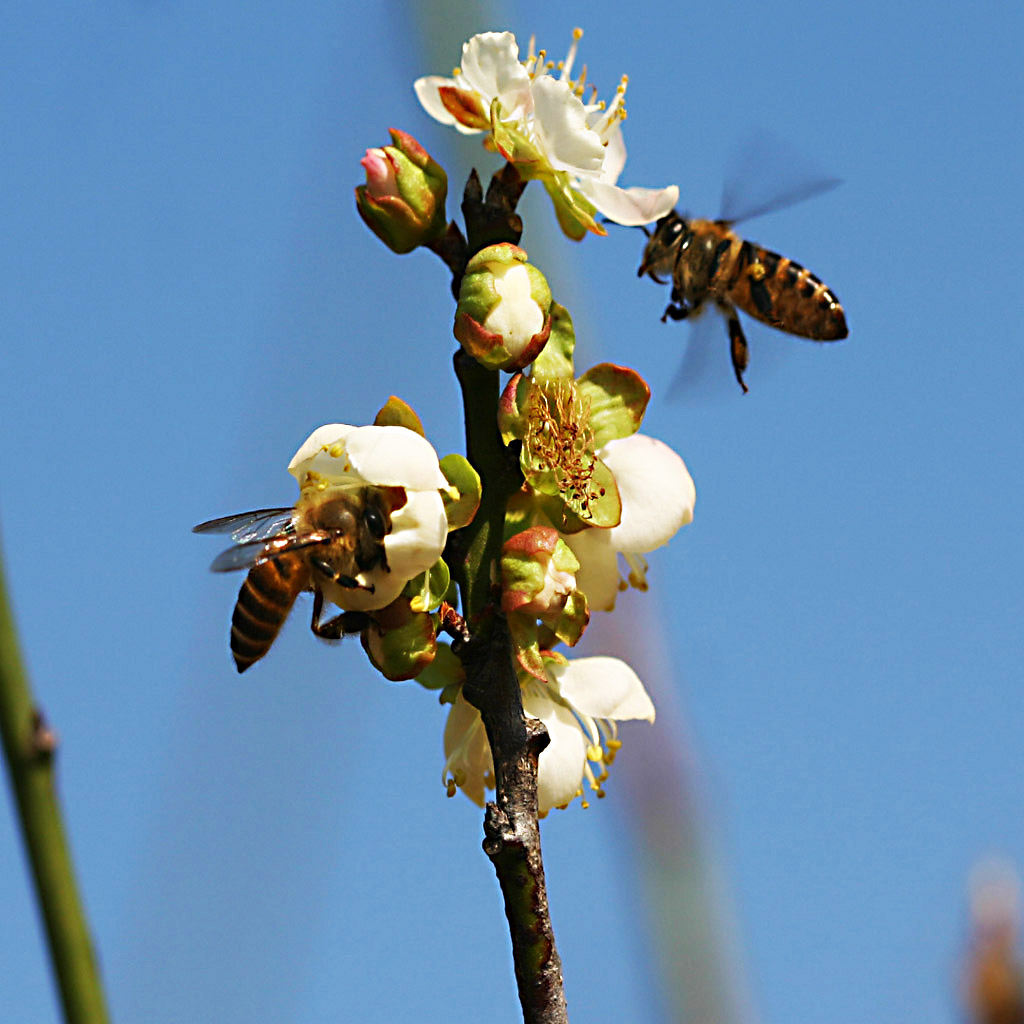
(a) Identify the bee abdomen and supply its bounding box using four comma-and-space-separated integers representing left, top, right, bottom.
735, 244, 847, 341
230, 556, 306, 673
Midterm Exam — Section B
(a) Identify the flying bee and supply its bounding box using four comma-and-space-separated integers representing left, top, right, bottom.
193, 486, 397, 673
638, 191, 848, 393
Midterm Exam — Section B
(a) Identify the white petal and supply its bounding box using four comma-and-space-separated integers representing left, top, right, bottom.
319, 564, 406, 612
599, 434, 695, 553
484, 262, 544, 353
384, 488, 448, 578
562, 527, 620, 612
288, 424, 356, 479
577, 179, 679, 226
444, 695, 493, 807
413, 76, 466, 128
292, 424, 446, 489
460, 32, 531, 118
344, 426, 449, 490
547, 655, 655, 723
523, 684, 588, 813
596, 123, 627, 183
530, 76, 604, 177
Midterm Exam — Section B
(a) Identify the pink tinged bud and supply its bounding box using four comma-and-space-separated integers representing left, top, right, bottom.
360, 148, 398, 197
355, 130, 448, 254
501, 527, 578, 618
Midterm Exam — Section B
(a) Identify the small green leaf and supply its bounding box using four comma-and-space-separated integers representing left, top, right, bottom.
373, 396, 426, 436
577, 364, 650, 449
439, 454, 481, 530
362, 604, 437, 682
415, 642, 465, 691
532, 303, 576, 381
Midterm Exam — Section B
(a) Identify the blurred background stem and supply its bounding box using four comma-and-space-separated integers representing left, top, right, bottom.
0, 535, 110, 1024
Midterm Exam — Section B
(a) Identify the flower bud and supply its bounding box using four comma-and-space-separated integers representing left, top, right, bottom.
355, 129, 448, 254
501, 527, 578, 619
454, 243, 552, 371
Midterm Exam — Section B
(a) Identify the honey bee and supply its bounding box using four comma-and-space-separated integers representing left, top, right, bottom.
638, 200, 847, 393
193, 487, 394, 672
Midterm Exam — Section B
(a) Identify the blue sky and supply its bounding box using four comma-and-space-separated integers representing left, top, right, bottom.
1, 2, 1022, 1022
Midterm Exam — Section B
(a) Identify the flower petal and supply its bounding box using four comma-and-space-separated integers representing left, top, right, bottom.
459, 32, 531, 118
547, 655, 655, 722
530, 76, 604, 177
287, 423, 356, 477
563, 527, 620, 612
413, 76, 465, 128
385, 489, 448, 578
344, 425, 450, 490
599, 434, 695, 552
522, 683, 588, 812
577, 179, 679, 226
595, 122, 627, 182
444, 695, 492, 807
289, 424, 448, 491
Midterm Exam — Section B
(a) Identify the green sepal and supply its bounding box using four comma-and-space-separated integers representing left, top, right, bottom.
507, 611, 546, 680
551, 590, 589, 647
439, 453, 481, 530
373, 395, 426, 436
577, 456, 622, 528
362, 599, 437, 681
498, 372, 532, 445
531, 303, 576, 382
402, 559, 451, 614
577, 364, 651, 450
519, 448, 621, 528
539, 171, 604, 241
415, 641, 465, 691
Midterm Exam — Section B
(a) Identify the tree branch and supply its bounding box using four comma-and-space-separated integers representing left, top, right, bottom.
444, 161, 569, 1022
460, 619, 568, 1024
0, 536, 111, 1024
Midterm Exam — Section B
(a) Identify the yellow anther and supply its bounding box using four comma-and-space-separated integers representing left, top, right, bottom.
581, 799, 590, 809
446, 778, 456, 797
606, 738, 622, 752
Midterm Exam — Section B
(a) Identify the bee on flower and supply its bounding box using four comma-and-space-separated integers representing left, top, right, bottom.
194, 401, 480, 679
414, 29, 678, 239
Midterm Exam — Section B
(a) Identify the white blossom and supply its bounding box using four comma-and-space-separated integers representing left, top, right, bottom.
443, 655, 655, 813
287, 424, 449, 612
414, 30, 677, 231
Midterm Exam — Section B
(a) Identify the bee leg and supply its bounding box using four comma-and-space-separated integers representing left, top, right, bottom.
661, 301, 690, 324
723, 305, 750, 394
661, 283, 691, 323
310, 556, 374, 593
310, 589, 370, 640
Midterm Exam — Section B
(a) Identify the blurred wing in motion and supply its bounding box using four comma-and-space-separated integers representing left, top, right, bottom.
719, 132, 841, 225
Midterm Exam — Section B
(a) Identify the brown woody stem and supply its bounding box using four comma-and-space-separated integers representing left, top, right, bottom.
443, 163, 569, 1023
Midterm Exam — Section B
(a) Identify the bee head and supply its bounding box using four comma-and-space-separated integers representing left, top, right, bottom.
638, 210, 688, 283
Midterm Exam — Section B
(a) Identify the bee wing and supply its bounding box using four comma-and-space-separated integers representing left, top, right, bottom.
193, 508, 297, 544
719, 132, 841, 225
667, 308, 736, 403
207, 531, 331, 573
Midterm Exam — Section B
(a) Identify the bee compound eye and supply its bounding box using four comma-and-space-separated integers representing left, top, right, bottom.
363, 505, 386, 540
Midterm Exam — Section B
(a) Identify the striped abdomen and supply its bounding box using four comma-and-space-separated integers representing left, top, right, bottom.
230, 554, 310, 673
725, 240, 847, 341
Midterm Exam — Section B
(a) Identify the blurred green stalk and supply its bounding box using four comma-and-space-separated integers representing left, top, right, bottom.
0, 539, 110, 1023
